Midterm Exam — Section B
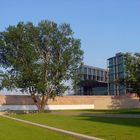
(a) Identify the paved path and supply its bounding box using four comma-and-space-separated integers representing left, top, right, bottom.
0, 114, 103, 140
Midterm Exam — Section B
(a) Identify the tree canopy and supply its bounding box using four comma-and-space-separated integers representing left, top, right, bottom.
118, 53, 140, 99
0, 20, 83, 111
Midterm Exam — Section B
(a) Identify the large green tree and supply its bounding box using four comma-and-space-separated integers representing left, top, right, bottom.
0, 20, 83, 112
118, 53, 140, 99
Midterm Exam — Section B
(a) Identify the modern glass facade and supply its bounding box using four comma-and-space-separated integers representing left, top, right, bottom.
108, 53, 126, 95
75, 65, 108, 95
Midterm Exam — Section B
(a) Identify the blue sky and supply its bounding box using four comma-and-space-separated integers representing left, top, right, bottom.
0, 0, 140, 68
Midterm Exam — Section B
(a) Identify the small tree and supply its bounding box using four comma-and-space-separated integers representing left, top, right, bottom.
118, 53, 140, 99
0, 20, 83, 112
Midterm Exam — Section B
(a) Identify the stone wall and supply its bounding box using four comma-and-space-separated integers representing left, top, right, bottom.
0, 94, 140, 109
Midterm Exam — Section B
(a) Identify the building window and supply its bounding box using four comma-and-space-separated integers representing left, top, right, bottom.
97, 76, 100, 81
88, 68, 91, 75
88, 75, 92, 80
84, 67, 87, 74
100, 71, 103, 77
93, 75, 96, 81
109, 59, 113, 66
84, 74, 87, 80
97, 70, 100, 76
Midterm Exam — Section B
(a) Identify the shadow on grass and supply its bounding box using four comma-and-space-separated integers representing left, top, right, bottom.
77, 115, 140, 127
74, 109, 140, 114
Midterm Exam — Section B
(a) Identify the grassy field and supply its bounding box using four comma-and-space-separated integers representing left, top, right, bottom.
13, 111, 140, 140
0, 116, 77, 140
48, 108, 140, 114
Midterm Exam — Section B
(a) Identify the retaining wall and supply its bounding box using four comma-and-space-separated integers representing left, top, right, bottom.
0, 95, 140, 110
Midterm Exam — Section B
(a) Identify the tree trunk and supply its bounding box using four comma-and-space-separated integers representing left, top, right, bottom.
38, 95, 48, 113
31, 94, 48, 113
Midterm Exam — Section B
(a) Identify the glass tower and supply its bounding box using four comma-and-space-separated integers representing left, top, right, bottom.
108, 53, 126, 95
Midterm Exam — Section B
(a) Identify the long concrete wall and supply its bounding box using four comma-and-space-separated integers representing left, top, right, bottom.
0, 95, 140, 110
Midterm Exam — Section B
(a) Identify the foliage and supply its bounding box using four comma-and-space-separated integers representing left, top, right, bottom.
118, 53, 140, 98
0, 20, 83, 111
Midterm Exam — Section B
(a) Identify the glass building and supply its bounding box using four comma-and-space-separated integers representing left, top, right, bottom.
108, 52, 126, 95
75, 65, 108, 95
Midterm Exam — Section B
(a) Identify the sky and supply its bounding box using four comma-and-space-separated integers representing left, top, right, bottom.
0, 0, 140, 69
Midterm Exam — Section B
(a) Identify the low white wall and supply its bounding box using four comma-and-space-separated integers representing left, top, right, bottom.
0, 104, 94, 111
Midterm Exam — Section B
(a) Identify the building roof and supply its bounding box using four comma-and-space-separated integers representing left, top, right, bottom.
107, 52, 124, 60
81, 64, 107, 72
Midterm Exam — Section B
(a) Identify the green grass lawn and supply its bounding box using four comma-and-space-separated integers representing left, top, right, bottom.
13, 112, 140, 140
49, 108, 140, 114
0, 116, 77, 140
